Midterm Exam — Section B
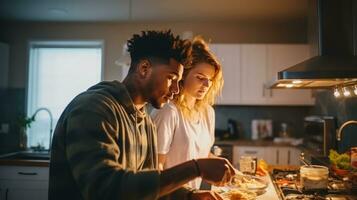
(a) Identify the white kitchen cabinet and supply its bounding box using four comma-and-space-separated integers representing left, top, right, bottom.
0, 166, 49, 200
210, 43, 315, 105
266, 45, 315, 105
232, 146, 301, 167
240, 45, 268, 104
274, 147, 302, 166
210, 44, 241, 105
266, 147, 302, 166
288, 147, 303, 165
0, 42, 9, 88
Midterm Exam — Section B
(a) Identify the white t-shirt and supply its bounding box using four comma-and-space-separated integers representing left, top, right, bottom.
151, 102, 215, 189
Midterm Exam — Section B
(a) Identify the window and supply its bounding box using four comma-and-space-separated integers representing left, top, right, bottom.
27, 41, 103, 150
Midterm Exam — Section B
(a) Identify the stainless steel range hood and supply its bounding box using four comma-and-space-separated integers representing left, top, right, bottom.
271, 0, 357, 89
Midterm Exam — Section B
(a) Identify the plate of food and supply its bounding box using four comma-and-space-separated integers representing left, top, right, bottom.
218, 188, 257, 200
215, 174, 269, 199
229, 173, 268, 190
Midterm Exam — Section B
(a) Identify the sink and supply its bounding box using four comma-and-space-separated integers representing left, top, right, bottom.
0, 151, 50, 160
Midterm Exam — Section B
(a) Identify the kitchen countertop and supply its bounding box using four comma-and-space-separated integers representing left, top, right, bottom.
214, 139, 301, 147
0, 151, 50, 167
257, 174, 280, 200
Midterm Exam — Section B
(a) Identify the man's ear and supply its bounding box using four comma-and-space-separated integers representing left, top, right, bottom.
137, 59, 152, 78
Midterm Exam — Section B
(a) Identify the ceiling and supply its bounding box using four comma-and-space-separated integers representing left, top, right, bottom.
0, 0, 308, 22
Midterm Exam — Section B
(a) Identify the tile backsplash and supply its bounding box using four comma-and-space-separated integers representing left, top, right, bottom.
214, 105, 312, 140
310, 90, 357, 153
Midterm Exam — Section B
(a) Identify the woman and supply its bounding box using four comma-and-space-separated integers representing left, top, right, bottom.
151, 36, 224, 189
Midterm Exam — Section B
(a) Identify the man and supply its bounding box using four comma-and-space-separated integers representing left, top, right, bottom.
49, 30, 235, 200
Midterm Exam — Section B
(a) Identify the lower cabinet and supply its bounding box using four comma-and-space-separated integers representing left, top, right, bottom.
233, 146, 301, 167
0, 166, 49, 200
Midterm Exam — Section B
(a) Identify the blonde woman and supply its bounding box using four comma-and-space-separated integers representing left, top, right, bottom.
151, 36, 224, 189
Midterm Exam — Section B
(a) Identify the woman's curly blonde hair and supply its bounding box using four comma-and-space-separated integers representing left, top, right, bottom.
174, 36, 224, 119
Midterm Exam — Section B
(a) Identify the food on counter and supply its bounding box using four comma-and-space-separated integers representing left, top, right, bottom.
256, 159, 268, 176
329, 149, 351, 170
231, 175, 268, 190
223, 189, 256, 200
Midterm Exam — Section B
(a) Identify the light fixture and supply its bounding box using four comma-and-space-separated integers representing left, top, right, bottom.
334, 88, 341, 98
354, 86, 357, 95
343, 87, 351, 97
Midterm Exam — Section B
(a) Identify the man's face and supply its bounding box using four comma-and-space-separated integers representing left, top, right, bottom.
145, 58, 183, 109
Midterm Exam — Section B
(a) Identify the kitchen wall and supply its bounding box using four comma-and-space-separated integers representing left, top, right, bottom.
0, 88, 25, 154
310, 90, 357, 153
0, 20, 306, 88
0, 20, 308, 152
214, 105, 312, 140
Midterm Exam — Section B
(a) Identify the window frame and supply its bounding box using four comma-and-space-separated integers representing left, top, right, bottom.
26, 40, 105, 149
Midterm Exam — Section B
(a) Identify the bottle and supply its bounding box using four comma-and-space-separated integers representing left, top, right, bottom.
279, 123, 289, 138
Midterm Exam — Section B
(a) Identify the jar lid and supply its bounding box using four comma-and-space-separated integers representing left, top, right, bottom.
300, 165, 329, 175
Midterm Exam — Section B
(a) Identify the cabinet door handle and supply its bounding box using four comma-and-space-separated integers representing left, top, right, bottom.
18, 172, 38, 176
276, 150, 279, 164
244, 151, 258, 154
288, 150, 291, 165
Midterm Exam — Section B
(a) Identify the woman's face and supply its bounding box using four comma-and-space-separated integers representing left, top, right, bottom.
182, 62, 216, 100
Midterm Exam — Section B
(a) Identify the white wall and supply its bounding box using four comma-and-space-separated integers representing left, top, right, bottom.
0, 20, 307, 88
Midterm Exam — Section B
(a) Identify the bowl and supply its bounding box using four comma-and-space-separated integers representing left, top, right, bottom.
331, 165, 349, 176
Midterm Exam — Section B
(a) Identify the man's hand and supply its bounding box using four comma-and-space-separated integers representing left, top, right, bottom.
190, 190, 224, 200
196, 157, 236, 186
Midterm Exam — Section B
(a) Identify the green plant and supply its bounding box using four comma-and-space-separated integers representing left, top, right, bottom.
16, 115, 35, 129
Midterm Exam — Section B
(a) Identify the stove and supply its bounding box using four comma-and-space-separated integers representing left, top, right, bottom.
271, 169, 357, 200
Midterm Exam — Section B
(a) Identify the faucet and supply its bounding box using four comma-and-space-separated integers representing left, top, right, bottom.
31, 107, 53, 151
336, 120, 357, 141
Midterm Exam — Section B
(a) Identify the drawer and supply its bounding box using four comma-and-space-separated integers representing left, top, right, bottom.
0, 166, 49, 181
236, 146, 265, 157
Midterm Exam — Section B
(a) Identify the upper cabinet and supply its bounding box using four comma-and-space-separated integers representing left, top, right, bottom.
210, 43, 315, 105
266, 44, 315, 105
0, 42, 9, 89
210, 44, 241, 105
240, 44, 268, 104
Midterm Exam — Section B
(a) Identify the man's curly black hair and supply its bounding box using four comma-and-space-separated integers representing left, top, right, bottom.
127, 30, 192, 73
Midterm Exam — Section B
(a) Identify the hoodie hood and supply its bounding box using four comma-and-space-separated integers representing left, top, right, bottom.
87, 80, 147, 119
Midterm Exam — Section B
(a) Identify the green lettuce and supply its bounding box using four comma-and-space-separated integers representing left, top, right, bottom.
329, 150, 351, 170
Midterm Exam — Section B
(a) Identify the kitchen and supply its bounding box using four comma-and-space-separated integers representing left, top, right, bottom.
0, 0, 357, 199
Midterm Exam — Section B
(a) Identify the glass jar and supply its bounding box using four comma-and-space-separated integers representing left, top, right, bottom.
300, 165, 329, 190
239, 156, 257, 175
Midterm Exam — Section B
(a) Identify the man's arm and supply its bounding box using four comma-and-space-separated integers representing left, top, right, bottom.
158, 158, 235, 197
64, 98, 234, 200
